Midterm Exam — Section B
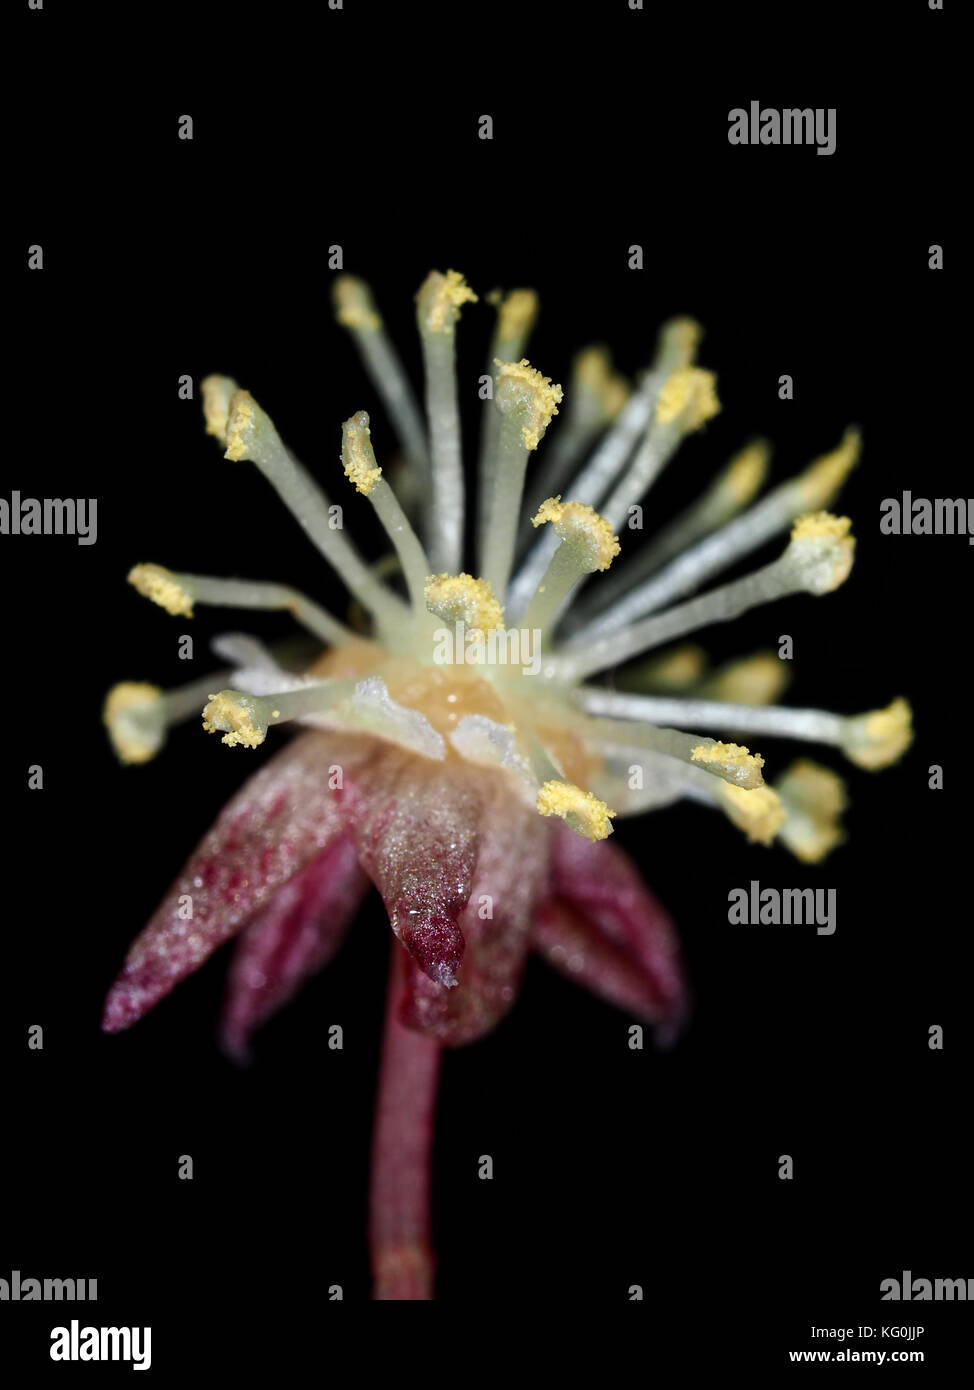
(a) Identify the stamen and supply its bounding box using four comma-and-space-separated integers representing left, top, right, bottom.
535, 781, 615, 842
557, 513, 856, 681
599, 367, 720, 534
574, 690, 913, 771
717, 783, 787, 845
477, 290, 540, 559
415, 269, 477, 572
518, 731, 615, 840
102, 675, 197, 767
520, 497, 619, 640
494, 288, 539, 348
202, 679, 357, 749
582, 714, 766, 789
223, 390, 410, 639
775, 760, 847, 861
507, 316, 702, 618
616, 644, 708, 692
840, 698, 913, 770
481, 358, 563, 600
201, 375, 240, 445
128, 562, 194, 617
103, 683, 166, 764
201, 690, 271, 748
332, 275, 429, 481
103, 675, 228, 764
699, 652, 790, 705
519, 347, 629, 542
341, 411, 431, 611
656, 317, 703, 369
587, 732, 775, 828
690, 741, 766, 789
571, 441, 770, 625
574, 428, 861, 638
596, 731, 778, 835
128, 562, 353, 648
424, 572, 504, 633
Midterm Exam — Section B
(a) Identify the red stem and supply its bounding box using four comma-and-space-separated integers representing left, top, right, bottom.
369, 943, 442, 1299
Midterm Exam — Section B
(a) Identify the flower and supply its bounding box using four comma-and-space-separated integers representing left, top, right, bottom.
102, 270, 912, 1299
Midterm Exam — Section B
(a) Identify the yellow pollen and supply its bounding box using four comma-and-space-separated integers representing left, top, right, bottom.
791, 511, 852, 544
844, 698, 913, 770
798, 427, 862, 509
201, 375, 238, 444
341, 410, 382, 496
494, 357, 564, 449
659, 317, 703, 367
103, 682, 164, 764
575, 347, 629, 420
128, 563, 194, 618
332, 275, 382, 332
424, 573, 505, 633
202, 691, 266, 749
691, 740, 765, 789
496, 288, 539, 343
723, 442, 771, 505
531, 496, 621, 572
776, 759, 847, 863
705, 653, 790, 706
224, 389, 257, 462
656, 367, 720, 430
789, 512, 856, 592
536, 780, 615, 841
719, 783, 786, 845
630, 644, 708, 690
416, 269, 478, 333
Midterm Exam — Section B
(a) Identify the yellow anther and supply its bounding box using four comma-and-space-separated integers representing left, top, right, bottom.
494, 357, 564, 449
574, 347, 629, 421
659, 317, 703, 368
656, 366, 720, 430
332, 275, 382, 332
788, 512, 856, 593
103, 682, 164, 765
496, 288, 539, 344
722, 441, 770, 505
719, 783, 787, 845
531, 496, 620, 572
798, 427, 861, 509
224, 389, 258, 462
633, 645, 708, 690
704, 653, 789, 706
416, 269, 478, 333
201, 375, 239, 445
691, 740, 765, 789
536, 780, 615, 841
424, 573, 505, 633
776, 759, 847, 862
842, 698, 913, 771
128, 563, 194, 618
202, 690, 267, 749
341, 410, 382, 496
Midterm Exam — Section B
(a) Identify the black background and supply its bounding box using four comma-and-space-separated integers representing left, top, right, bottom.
5, 0, 968, 1375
